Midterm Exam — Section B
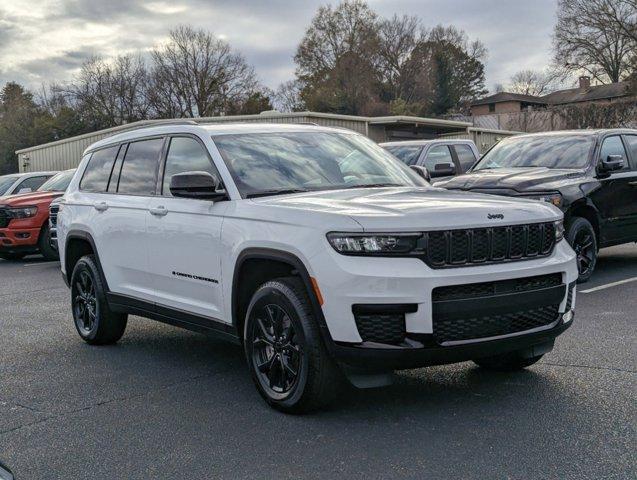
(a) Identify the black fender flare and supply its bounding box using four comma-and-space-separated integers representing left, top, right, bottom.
64, 229, 109, 290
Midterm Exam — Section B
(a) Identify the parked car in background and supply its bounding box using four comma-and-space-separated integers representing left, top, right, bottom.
380, 139, 480, 181
57, 123, 576, 413
0, 169, 75, 261
0, 171, 57, 198
435, 129, 637, 282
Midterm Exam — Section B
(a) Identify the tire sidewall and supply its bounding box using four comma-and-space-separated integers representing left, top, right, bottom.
567, 217, 597, 282
244, 283, 311, 409
38, 224, 59, 261
70, 257, 101, 341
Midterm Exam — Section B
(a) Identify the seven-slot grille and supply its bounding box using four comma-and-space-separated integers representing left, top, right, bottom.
49, 204, 59, 228
423, 222, 555, 268
0, 207, 8, 228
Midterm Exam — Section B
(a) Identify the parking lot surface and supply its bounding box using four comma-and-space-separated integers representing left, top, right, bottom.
0, 247, 635, 479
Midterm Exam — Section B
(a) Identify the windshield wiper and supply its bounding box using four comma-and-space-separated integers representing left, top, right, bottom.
342, 183, 404, 189
246, 188, 310, 198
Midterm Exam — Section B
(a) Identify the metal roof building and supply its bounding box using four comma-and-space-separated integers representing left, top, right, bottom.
15, 111, 515, 173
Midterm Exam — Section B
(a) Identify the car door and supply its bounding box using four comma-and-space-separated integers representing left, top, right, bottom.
420, 144, 458, 181
590, 134, 637, 244
88, 138, 163, 302
146, 135, 229, 320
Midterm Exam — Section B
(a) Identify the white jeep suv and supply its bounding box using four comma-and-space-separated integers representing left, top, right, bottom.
57, 123, 578, 412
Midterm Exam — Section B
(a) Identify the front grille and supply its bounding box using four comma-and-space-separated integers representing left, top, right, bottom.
49, 204, 59, 228
433, 273, 562, 302
354, 311, 406, 344
433, 305, 560, 344
423, 222, 556, 268
0, 208, 8, 228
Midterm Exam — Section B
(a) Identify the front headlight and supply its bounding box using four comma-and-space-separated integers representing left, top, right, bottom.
5, 206, 38, 219
327, 232, 421, 255
554, 220, 565, 242
523, 193, 563, 208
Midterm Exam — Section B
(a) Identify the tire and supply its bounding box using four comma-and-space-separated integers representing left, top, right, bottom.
473, 351, 544, 371
38, 224, 59, 261
71, 254, 127, 345
566, 217, 597, 283
244, 276, 341, 413
0, 253, 25, 261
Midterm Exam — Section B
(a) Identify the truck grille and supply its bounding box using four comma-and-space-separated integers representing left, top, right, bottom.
423, 222, 555, 268
0, 207, 8, 228
432, 273, 564, 344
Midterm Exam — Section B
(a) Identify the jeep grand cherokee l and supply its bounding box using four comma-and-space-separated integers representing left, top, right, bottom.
0, 169, 75, 261
435, 129, 637, 282
56, 123, 578, 412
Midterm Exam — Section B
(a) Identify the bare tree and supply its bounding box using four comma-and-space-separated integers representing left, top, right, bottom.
508, 69, 562, 96
149, 26, 259, 117
60, 55, 150, 129
272, 80, 305, 112
553, 0, 637, 83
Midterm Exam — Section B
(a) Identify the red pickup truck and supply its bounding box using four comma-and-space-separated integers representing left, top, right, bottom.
0, 169, 75, 261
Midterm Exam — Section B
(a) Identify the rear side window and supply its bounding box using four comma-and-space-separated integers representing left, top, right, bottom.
624, 135, 637, 169
162, 137, 216, 196
117, 138, 163, 195
454, 144, 477, 172
15, 175, 50, 193
599, 136, 628, 171
384, 146, 423, 165
424, 145, 454, 171
80, 146, 119, 192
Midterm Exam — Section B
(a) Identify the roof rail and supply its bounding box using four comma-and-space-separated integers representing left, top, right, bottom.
118, 119, 200, 133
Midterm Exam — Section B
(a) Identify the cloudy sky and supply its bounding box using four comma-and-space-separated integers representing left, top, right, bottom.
0, 0, 558, 93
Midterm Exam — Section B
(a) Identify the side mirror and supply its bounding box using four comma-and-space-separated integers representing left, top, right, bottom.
18, 187, 32, 194
429, 163, 457, 178
410, 165, 431, 182
169, 171, 227, 201
599, 154, 624, 173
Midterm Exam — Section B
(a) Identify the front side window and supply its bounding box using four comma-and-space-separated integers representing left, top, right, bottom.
424, 145, 454, 171
38, 170, 76, 192
80, 145, 119, 192
213, 132, 422, 198
474, 135, 595, 171
15, 175, 49, 194
162, 137, 217, 196
383, 145, 423, 166
454, 144, 478, 172
117, 138, 163, 195
625, 135, 637, 169
0, 175, 19, 196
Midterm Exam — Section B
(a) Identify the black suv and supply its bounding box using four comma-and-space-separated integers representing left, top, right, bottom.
435, 129, 637, 282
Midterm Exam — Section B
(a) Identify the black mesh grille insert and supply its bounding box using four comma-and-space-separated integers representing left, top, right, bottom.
565, 282, 575, 311
49, 204, 59, 227
0, 208, 8, 228
354, 312, 406, 344
423, 222, 556, 268
433, 305, 560, 344
432, 273, 563, 302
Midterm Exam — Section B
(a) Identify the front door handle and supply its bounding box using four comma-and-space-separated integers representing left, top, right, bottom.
149, 206, 168, 217
628, 181, 637, 186
93, 201, 108, 212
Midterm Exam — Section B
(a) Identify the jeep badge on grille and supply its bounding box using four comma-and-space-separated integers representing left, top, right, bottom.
487, 213, 504, 219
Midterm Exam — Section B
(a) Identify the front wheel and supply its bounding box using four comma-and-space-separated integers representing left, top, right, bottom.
38, 224, 59, 261
244, 277, 340, 413
567, 217, 597, 283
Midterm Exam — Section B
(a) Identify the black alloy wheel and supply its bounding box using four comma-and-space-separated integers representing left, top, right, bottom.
250, 303, 302, 397
567, 217, 597, 283
73, 269, 98, 336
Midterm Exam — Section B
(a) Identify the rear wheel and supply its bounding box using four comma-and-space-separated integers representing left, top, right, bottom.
71, 254, 127, 345
567, 217, 597, 283
244, 277, 340, 413
38, 224, 59, 261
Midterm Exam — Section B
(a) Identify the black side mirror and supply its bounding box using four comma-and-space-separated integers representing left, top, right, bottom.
410, 165, 431, 182
169, 171, 227, 201
599, 154, 624, 173
429, 163, 457, 178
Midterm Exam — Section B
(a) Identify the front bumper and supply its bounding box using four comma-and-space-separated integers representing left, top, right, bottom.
0, 226, 41, 253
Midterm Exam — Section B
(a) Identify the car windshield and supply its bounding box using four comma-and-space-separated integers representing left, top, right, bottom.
212, 132, 423, 197
0, 175, 20, 195
38, 170, 75, 192
383, 145, 423, 166
474, 135, 595, 170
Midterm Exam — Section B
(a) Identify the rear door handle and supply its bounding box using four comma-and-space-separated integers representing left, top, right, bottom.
149, 206, 168, 217
93, 201, 108, 212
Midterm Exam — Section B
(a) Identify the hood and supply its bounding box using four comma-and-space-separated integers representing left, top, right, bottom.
435, 168, 586, 192
0, 190, 62, 207
251, 187, 562, 231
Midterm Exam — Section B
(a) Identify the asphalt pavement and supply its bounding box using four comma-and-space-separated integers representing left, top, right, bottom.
0, 246, 635, 479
